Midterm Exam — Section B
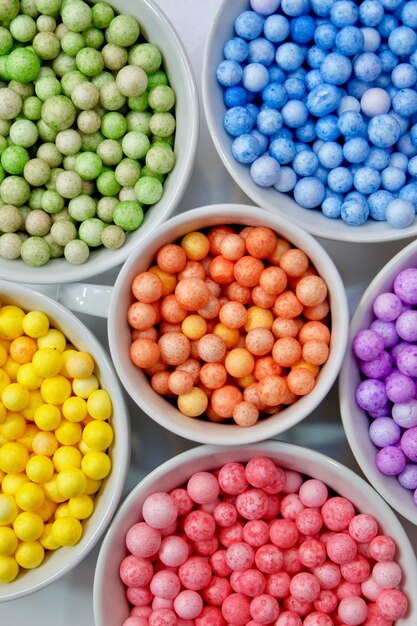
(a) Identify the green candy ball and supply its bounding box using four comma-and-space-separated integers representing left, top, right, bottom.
75, 151, 102, 180
91, 2, 114, 28
6, 48, 41, 84
41, 95, 76, 131
1, 146, 30, 175
113, 200, 144, 232
134, 175, 163, 205
21, 236, 51, 266
78, 217, 105, 246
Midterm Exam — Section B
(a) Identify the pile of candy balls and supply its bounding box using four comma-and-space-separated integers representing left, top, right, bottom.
217, 0, 417, 228
0, 0, 176, 266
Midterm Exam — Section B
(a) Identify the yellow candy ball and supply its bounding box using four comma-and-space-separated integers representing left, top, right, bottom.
43, 477, 67, 504
213, 323, 240, 348
68, 495, 93, 520
0, 411, 26, 439
0, 402, 6, 424
65, 352, 95, 380
62, 396, 87, 423
0, 493, 19, 524
0, 442, 29, 473
2, 383, 30, 411
32, 349, 63, 378
17, 363, 43, 390
26, 455, 54, 484
55, 419, 82, 446
181, 231, 210, 261
1, 471, 29, 495
41, 375, 72, 405
40, 523, 60, 550
37, 329, 66, 352
81, 451, 111, 480
177, 387, 208, 417
22, 311, 50, 339
0, 527, 18, 555
0, 555, 19, 582
56, 468, 87, 498
244, 306, 274, 332
3, 357, 20, 382
51, 516, 82, 546
78, 438, 93, 455
0, 371, 11, 397
32, 431, 58, 457
82, 420, 113, 451
10, 336, 37, 365
182, 315, 208, 340
15, 541, 44, 569
17, 423, 39, 451
53, 445, 81, 471
34, 404, 61, 431
54, 503, 70, 519
72, 375, 99, 399
0, 306, 25, 340
0, 344, 7, 367
85, 477, 102, 495
86, 389, 112, 421
21, 390, 44, 422
225, 348, 255, 379
291, 359, 320, 377
59, 349, 78, 377
13, 511, 44, 542
35, 497, 57, 522
15, 483, 45, 512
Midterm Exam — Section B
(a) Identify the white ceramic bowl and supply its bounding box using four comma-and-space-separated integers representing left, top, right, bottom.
340, 239, 417, 526
105, 203, 349, 446
202, 0, 417, 243
0, 280, 130, 602
0, 0, 198, 285
94, 441, 417, 626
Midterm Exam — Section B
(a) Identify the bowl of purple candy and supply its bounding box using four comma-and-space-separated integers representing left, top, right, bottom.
202, 0, 417, 243
340, 239, 417, 524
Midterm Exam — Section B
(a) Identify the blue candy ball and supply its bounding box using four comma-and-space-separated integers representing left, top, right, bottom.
268, 66, 286, 83
311, 0, 335, 17
353, 166, 381, 194
322, 195, 343, 218
263, 14, 290, 42
330, 1, 359, 27
257, 107, 283, 134
367, 114, 401, 148
318, 142, 344, 168
307, 84, 341, 117
292, 150, 319, 176
368, 190, 394, 220
354, 52, 382, 82
379, 49, 398, 72
390, 152, 409, 170
401, 1, 417, 29
408, 155, 417, 178
248, 38, 276, 66
335, 26, 365, 56
341, 198, 370, 225
378, 15, 399, 38
399, 183, 417, 210
216, 60, 243, 87
397, 133, 417, 157
305, 69, 324, 91
262, 82, 287, 108
281, 100, 309, 128
295, 120, 316, 142
232, 133, 262, 163
250, 128, 269, 153
293, 176, 325, 208
338, 111, 365, 137
381, 166, 406, 192
224, 106, 254, 137
314, 23, 338, 50
320, 52, 353, 85
327, 167, 353, 192
242, 63, 270, 92
269, 137, 296, 164
273, 166, 298, 191
284, 77, 306, 100
386, 199, 415, 228
275, 42, 305, 71
291, 15, 316, 43
366, 147, 391, 170
343, 137, 370, 163
224, 86, 247, 108
235, 11, 265, 40
316, 115, 341, 141
359, 0, 384, 27
361, 27, 381, 53
392, 89, 417, 117
388, 26, 417, 56
224, 37, 249, 63
391, 63, 417, 89
306, 45, 327, 68
250, 155, 281, 186
280, 0, 309, 17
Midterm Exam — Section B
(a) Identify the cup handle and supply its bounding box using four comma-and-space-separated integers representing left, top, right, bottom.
56, 283, 113, 319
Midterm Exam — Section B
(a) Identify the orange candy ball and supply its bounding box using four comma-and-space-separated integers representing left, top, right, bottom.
302, 340, 330, 366
178, 261, 206, 281
220, 233, 246, 261
225, 348, 255, 378
151, 371, 171, 395
296, 275, 328, 307
127, 302, 158, 331
176, 358, 201, 384
298, 321, 331, 345
272, 317, 302, 339
252, 286, 276, 309
245, 227, 277, 259
303, 300, 330, 321
157, 243, 187, 274
175, 278, 210, 311
287, 368, 316, 395
130, 338, 160, 369
158, 332, 190, 366
213, 323, 240, 349
245, 328, 274, 356
258, 375, 288, 406
161, 295, 187, 324
209, 256, 235, 285
234, 256, 264, 287
198, 295, 221, 320
199, 363, 227, 390
253, 356, 281, 381
233, 401, 259, 427
10, 337, 37, 364
132, 327, 158, 342
243, 383, 267, 410
268, 237, 291, 265
168, 370, 194, 395
207, 226, 234, 256
259, 267, 288, 295
273, 292, 303, 319
182, 315, 208, 340
149, 266, 177, 296
132, 272, 163, 303
226, 282, 252, 305
219, 302, 247, 329
198, 334, 226, 363
272, 337, 302, 367
211, 385, 243, 418
279, 249, 309, 277
181, 231, 210, 261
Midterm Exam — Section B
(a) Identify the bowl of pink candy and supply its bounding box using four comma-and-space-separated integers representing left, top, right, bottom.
340, 239, 417, 526
93, 441, 417, 626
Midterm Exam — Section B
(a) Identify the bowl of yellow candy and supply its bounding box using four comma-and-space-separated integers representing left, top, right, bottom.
0, 280, 129, 602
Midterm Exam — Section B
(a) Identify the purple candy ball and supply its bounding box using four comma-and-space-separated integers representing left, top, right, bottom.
356, 378, 388, 412
401, 427, 417, 462
376, 445, 407, 476
368, 403, 392, 418
385, 371, 416, 403
370, 320, 399, 349
392, 399, 417, 428
373, 292, 403, 321
360, 350, 392, 379
369, 417, 402, 448
353, 329, 384, 361
396, 310, 417, 342
393, 268, 417, 305
397, 344, 417, 378
390, 341, 409, 366
398, 464, 417, 490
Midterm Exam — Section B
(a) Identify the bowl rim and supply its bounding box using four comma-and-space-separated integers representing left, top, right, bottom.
0, 0, 199, 285
201, 0, 417, 244
339, 238, 417, 525
107, 202, 349, 446
0, 280, 130, 602
93, 440, 417, 626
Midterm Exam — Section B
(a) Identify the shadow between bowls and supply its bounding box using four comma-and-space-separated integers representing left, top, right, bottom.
0, 280, 130, 603
103, 203, 349, 446
0, 0, 198, 285
201, 0, 417, 243
340, 239, 417, 526
93, 441, 417, 626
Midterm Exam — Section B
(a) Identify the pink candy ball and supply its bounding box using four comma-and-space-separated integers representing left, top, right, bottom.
326, 533, 358, 564
210, 549, 232, 577
174, 590, 203, 619
361, 576, 383, 602
142, 493, 178, 530
193, 535, 219, 556
195, 605, 225, 626
250, 593, 280, 623
321, 497, 355, 531
178, 557, 212, 591
187, 471, 219, 504
313, 589, 338, 613
303, 612, 333, 626
119, 555, 153, 587
202, 575, 231, 606
221, 592, 251, 626
148, 608, 177, 626
270, 519, 299, 549
369, 535, 396, 561
283, 470, 303, 494
299, 479, 328, 508
131, 606, 152, 618
338, 596, 368, 625
159, 535, 189, 567
218, 520, 244, 546
275, 611, 302, 626
236, 488, 269, 520
376, 588, 408, 620
233, 568, 266, 597
126, 586, 153, 607
312, 561, 342, 590
340, 554, 371, 584
126, 522, 161, 558
336, 581, 361, 601
264, 494, 281, 519
245, 456, 283, 490
184, 510, 216, 541
289, 572, 321, 602
372, 560, 402, 589
280, 494, 305, 520
348, 514, 378, 544
218, 462, 248, 495
298, 539, 327, 569
152, 597, 173, 610
295, 508, 323, 535
123, 618, 148, 626
150, 570, 180, 600
213, 502, 237, 527
169, 488, 193, 516
265, 571, 291, 598
226, 541, 255, 571
243, 519, 270, 547
255, 543, 284, 574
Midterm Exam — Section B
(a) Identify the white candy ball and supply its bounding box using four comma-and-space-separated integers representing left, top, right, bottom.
361, 88, 391, 117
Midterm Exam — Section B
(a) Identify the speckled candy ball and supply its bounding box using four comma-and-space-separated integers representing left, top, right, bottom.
217, 0, 417, 228
119, 455, 409, 625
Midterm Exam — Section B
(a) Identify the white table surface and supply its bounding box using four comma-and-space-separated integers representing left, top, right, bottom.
2, 1, 417, 623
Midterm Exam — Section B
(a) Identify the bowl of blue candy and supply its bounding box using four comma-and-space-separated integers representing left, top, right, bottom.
202, 0, 417, 243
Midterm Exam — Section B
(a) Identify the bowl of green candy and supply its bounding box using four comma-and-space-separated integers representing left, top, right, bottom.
0, 0, 198, 283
